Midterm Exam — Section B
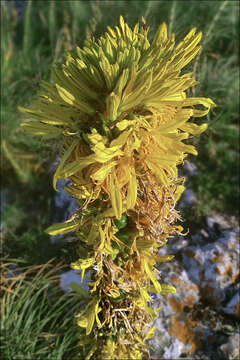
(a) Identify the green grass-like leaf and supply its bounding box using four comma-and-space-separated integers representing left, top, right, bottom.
0, 259, 83, 359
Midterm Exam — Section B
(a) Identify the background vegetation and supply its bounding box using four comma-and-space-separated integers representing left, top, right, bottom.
1, 0, 239, 358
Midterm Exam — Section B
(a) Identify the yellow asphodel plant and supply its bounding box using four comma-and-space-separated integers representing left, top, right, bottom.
20, 16, 215, 359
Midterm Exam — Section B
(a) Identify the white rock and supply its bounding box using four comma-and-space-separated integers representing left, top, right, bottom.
182, 231, 239, 305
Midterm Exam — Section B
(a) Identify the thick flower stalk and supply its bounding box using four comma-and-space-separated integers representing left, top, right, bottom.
20, 16, 215, 359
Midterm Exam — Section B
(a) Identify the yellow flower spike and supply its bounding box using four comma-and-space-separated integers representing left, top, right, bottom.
20, 15, 215, 359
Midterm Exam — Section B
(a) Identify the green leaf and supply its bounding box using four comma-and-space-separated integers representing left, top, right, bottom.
114, 215, 127, 229
111, 240, 121, 251
69, 282, 89, 298
109, 291, 125, 303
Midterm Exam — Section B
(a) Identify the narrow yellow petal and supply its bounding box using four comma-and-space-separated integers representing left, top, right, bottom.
160, 284, 176, 295
180, 122, 208, 135
126, 170, 137, 209
20, 122, 62, 137
45, 220, 79, 235
59, 156, 95, 178
56, 84, 75, 105
109, 172, 122, 220
53, 139, 79, 191
159, 22, 168, 41
143, 258, 161, 293
154, 255, 175, 262
91, 162, 116, 183
71, 258, 95, 280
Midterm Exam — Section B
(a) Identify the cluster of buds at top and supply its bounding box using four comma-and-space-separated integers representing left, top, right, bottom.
20, 16, 215, 360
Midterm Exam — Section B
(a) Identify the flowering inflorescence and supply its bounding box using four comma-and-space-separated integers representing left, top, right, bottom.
20, 16, 215, 359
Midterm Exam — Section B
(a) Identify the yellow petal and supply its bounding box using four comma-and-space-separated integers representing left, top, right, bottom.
91, 162, 117, 183
59, 156, 95, 178
144, 326, 156, 340
145, 158, 169, 186
86, 298, 99, 335
154, 255, 175, 262
106, 92, 121, 121
77, 314, 88, 328
53, 139, 79, 191
134, 333, 148, 347
86, 223, 100, 245
116, 119, 135, 131
56, 84, 75, 105
158, 22, 168, 41
87, 130, 107, 145
71, 257, 95, 280
143, 258, 161, 293
183, 97, 216, 117
160, 284, 176, 295
180, 122, 208, 135
20, 121, 62, 137
175, 185, 185, 201
93, 143, 123, 163
126, 170, 137, 209
110, 129, 131, 147
109, 172, 122, 220
139, 287, 150, 302
147, 284, 176, 295
45, 220, 79, 235
136, 237, 155, 250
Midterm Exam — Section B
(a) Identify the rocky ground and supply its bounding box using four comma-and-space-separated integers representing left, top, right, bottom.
149, 215, 239, 359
